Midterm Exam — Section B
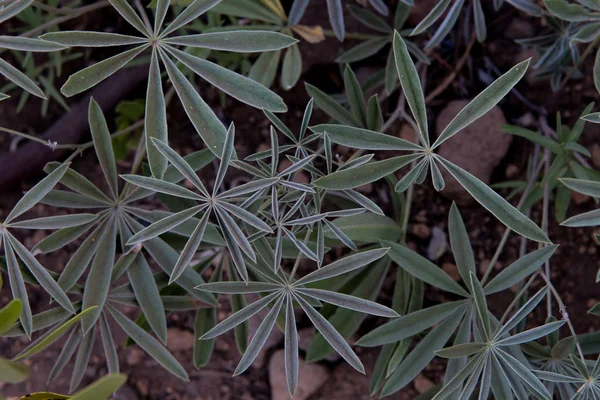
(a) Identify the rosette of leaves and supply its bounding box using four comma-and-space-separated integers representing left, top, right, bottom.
411, 0, 543, 48
500, 103, 599, 222
38, 0, 297, 178
196, 247, 397, 396
356, 203, 557, 396
311, 32, 551, 244
0, 0, 67, 100
336, 2, 430, 96
432, 283, 564, 400
26, 98, 220, 389
544, 0, 600, 94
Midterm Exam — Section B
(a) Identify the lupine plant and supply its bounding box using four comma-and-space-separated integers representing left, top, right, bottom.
1, 0, 600, 399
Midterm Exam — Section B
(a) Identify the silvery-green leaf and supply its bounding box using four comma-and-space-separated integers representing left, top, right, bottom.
381, 308, 464, 396
218, 178, 278, 199
336, 36, 390, 64
214, 123, 235, 195
127, 205, 205, 245
89, 98, 119, 197
366, 94, 384, 131
0, 300, 22, 336
495, 349, 552, 399
433, 59, 530, 149
326, 0, 345, 41
435, 343, 487, 359
81, 218, 117, 334
61, 45, 147, 97
314, 154, 421, 190
0, 0, 33, 24
533, 370, 582, 384
595, 49, 600, 95
323, 218, 357, 251
296, 248, 389, 285
159, 48, 226, 157
160, 0, 221, 37
121, 174, 203, 200
562, 208, 600, 227
411, 0, 451, 35
0, 58, 45, 99
48, 329, 81, 382
216, 207, 256, 262
343, 189, 384, 216
297, 288, 398, 317
9, 214, 97, 230
348, 5, 391, 33
170, 211, 211, 284
108, 0, 151, 36
197, 281, 281, 293
383, 240, 469, 296
44, 162, 112, 204
473, 0, 487, 42
6, 163, 69, 223
146, 49, 168, 178
201, 291, 280, 339
249, 50, 281, 88
40, 191, 107, 209
432, 353, 485, 400
469, 272, 491, 340
127, 255, 167, 343
154, 0, 170, 34
484, 245, 557, 294
294, 293, 364, 372
497, 320, 566, 346
281, 43, 302, 90
430, 158, 445, 191
357, 301, 467, 347
324, 212, 401, 244
393, 32, 429, 146
234, 294, 284, 375
107, 305, 189, 381
151, 138, 209, 196
279, 155, 316, 177
448, 203, 476, 282
311, 124, 422, 151
218, 202, 271, 233
559, 178, 600, 197
4, 243, 32, 337
69, 326, 95, 392
39, 31, 147, 47
13, 306, 97, 361
264, 109, 295, 142
8, 235, 74, 314
165, 31, 297, 52
71, 373, 127, 400
166, 46, 287, 112
289, 0, 309, 25
99, 313, 119, 374
0, 36, 65, 52
284, 294, 299, 395
437, 157, 550, 243
282, 227, 318, 261
194, 307, 216, 368
305, 83, 361, 126
0, 357, 28, 384
344, 65, 368, 126
424, 0, 465, 50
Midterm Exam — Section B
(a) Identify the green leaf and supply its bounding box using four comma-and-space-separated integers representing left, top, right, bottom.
0, 356, 28, 383
0, 58, 46, 99
435, 343, 486, 359
159, 48, 227, 157
249, 50, 281, 88
6, 162, 69, 223
313, 154, 421, 190
284, 293, 299, 395
13, 307, 97, 361
296, 248, 389, 286
161, 0, 222, 37
281, 44, 302, 90
495, 287, 547, 338
61, 45, 147, 97
171, 211, 211, 284
448, 203, 476, 282
501, 125, 561, 152
383, 240, 469, 296
44, 162, 112, 204
469, 272, 491, 340
108, 0, 152, 36
0, 0, 33, 24
0, 36, 65, 52
121, 174, 203, 200
70, 373, 127, 400
108, 305, 189, 381
595, 49, 600, 95
562, 208, 600, 227
433, 59, 530, 149
166, 46, 287, 112
0, 300, 22, 336
310, 124, 422, 151
560, 178, 600, 197
297, 288, 398, 317
324, 212, 402, 244
393, 32, 428, 147
497, 320, 566, 346
194, 307, 216, 368
411, 0, 451, 35
326, 0, 345, 41
357, 301, 467, 347
127, 205, 205, 245
40, 31, 147, 47
495, 349, 552, 399
197, 281, 281, 293
484, 245, 558, 294
336, 37, 390, 64
4, 243, 32, 337
211, 0, 281, 24
344, 66, 368, 126
9, 214, 96, 230
544, 0, 599, 21
89, 98, 120, 197
437, 156, 550, 243
165, 31, 298, 52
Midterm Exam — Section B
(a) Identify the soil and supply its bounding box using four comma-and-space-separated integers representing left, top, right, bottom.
1, 1, 600, 399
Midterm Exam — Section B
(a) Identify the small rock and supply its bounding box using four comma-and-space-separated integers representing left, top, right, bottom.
572, 190, 590, 205
414, 374, 435, 393
269, 350, 330, 400
442, 263, 461, 281
591, 144, 600, 168
505, 164, 519, 178
166, 328, 195, 352
412, 223, 430, 239
437, 101, 512, 204
135, 380, 149, 397
126, 348, 144, 365
427, 227, 448, 260
505, 18, 535, 40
